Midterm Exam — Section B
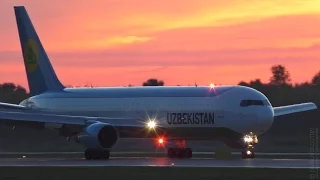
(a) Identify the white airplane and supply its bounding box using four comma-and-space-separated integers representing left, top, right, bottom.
0, 6, 317, 160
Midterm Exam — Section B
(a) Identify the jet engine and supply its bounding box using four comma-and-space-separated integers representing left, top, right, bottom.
77, 122, 119, 149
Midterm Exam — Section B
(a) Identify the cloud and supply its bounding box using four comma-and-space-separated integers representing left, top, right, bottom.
83, 35, 153, 49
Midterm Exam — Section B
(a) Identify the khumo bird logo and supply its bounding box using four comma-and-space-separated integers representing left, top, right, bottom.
23, 39, 39, 73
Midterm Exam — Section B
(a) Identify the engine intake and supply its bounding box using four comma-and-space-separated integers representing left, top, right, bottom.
97, 125, 118, 148
77, 122, 119, 149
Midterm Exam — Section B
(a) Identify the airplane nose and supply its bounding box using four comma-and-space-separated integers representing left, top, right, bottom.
258, 108, 274, 134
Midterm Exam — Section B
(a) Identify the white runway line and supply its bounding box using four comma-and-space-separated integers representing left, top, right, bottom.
0, 157, 319, 169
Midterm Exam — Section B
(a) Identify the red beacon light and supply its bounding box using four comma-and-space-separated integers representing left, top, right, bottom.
156, 136, 166, 147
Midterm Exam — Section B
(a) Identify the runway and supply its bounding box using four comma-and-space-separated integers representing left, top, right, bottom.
0, 157, 319, 169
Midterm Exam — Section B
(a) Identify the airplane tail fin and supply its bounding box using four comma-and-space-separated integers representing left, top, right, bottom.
14, 6, 65, 96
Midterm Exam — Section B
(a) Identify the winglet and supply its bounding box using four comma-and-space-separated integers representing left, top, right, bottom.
14, 6, 65, 96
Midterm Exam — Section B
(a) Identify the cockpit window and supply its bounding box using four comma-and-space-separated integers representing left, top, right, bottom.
240, 100, 270, 107
263, 100, 271, 106
240, 100, 246, 107
253, 100, 264, 105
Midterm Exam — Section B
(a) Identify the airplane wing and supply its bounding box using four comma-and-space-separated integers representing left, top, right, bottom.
0, 108, 149, 128
273, 102, 317, 117
0, 102, 26, 110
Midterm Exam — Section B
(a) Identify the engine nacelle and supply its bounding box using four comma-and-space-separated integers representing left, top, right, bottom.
77, 122, 119, 149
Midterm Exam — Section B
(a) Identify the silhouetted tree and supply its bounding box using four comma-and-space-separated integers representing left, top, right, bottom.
238, 81, 250, 86
0, 83, 29, 104
84, 83, 93, 88
269, 65, 291, 86
142, 78, 164, 86
311, 71, 320, 86
249, 79, 264, 88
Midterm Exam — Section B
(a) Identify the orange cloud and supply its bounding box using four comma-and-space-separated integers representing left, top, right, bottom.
64, 36, 153, 50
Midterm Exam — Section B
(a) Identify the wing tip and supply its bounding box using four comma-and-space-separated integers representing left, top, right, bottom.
273, 102, 318, 117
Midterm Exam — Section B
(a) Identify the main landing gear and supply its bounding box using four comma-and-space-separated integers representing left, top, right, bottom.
166, 140, 193, 158
84, 148, 110, 160
241, 132, 258, 159
167, 147, 192, 158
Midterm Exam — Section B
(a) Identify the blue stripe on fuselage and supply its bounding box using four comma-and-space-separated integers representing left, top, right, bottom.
32, 86, 235, 99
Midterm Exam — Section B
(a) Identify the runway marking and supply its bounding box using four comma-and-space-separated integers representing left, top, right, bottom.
0, 157, 319, 169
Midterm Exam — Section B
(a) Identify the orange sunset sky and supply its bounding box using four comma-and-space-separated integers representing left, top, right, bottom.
0, 0, 320, 89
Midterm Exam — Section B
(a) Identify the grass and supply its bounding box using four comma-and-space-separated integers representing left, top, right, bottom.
0, 166, 311, 180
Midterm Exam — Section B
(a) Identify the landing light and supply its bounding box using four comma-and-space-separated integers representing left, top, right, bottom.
210, 83, 215, 88
147, 120, 156, 129
244, 136, 253, 143
158, 138, 164, 144
246, 150, 252, 155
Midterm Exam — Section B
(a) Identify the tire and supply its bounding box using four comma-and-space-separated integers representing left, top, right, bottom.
167, 148, 175, 158
185, 148, 192, 158
101, 150, 110, 159
84, 149, 92, 160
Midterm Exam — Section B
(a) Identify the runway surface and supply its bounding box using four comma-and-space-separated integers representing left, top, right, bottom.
2, 151, 319, 155
0, 157, 319, 168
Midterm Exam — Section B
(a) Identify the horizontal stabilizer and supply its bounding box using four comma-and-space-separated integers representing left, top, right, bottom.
273, 102, 317, 117
0, 102, 26, 110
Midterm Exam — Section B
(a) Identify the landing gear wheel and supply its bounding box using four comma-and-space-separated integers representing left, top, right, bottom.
101, 150, 110, 159
167, 148, 192, 159
84, 149, 92, 160
242, 150, 255, 159
175, 148, 183, 158
167, 148, 175, 158
185, 148, 192, 158
84, 149, 110, 160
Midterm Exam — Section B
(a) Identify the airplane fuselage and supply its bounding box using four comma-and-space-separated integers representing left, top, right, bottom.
19, 85, 274, 141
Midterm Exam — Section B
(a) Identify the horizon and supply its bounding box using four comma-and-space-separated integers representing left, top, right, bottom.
1, 0, 320, 89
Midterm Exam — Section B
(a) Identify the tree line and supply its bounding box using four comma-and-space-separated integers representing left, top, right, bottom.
1, 64, 320, 108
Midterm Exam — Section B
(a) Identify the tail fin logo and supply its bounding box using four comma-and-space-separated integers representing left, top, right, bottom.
23, 39, 39, 73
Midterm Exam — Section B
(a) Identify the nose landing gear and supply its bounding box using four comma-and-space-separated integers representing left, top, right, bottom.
241, 132, 258, 159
